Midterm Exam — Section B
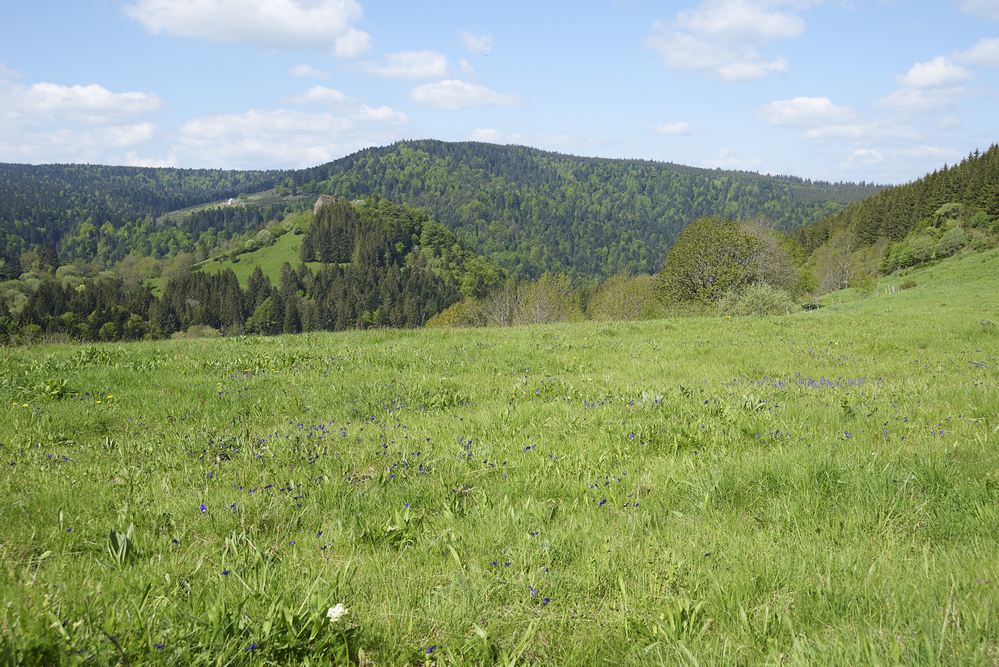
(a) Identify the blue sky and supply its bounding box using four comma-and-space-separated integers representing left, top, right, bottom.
1, 0, 997, 183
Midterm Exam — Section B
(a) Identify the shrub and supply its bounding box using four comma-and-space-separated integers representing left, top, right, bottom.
937, 226, 966, 257
717, 283, 798, 317
426, 300, 484, 328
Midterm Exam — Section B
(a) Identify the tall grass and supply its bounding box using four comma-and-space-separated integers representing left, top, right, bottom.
1, 251, 997, 664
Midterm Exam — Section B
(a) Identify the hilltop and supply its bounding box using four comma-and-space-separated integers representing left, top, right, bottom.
0, 142, 881, 280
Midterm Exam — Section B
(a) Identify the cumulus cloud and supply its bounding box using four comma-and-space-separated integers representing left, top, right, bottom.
14, 82, 162, 122
469, 127, 501, 142
411, 79, 517, 109
802, 120, 919, 142
654, 121, 692, 135
124, 0, 371, 57
898, 56, 970, 88
645, 0, 813, 81
175, 107, 409, 168
0, 63, 20, 81
290, 64, 329, 79
877, 86, 965, 113
461, 31, 493, 55
954, 37, 999, 67
363, 51, 448, 78
354, 104, 408, 124
177, 109, 354, 168
957, 0, 999, 21
286, 85, 348, 105
701, 147, 762, 170
757, 97, 853, 127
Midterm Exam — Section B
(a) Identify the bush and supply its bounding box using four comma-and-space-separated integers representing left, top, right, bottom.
426, 299, 484, 328
937, 226, 966, 257
717, 283, 798, 317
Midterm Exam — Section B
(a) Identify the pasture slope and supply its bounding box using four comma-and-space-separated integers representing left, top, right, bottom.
1, 250, 997, 665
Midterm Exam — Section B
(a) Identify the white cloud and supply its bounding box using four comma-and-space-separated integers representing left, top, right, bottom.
175, 108, 407, 168
899, 145, 960, 160
124, 0, 371, 57
469, 127, 501, 142
290, 64, 329, 79
0, 63, 20, 81
363, 51, 447, 78
411, 79, 517, 109
645, 0, 813, 81
898, 56, 970, 88
957, 0, 999, 21
333, 28, 371, 58
845, 148, 884, 165
178, 109, 353, 168
803, 120, 919, 142
355, 104, 408, 124
124, 151, 177, 168
460, 31, 493, 55
701, 147, 762, 170
675, 0, 804, 40
654, 121, 692, 135
877, 86, 965, 113
22, 82, 162, 121
286, 85, 348, 105
954, 37, 999, 66
938, 114, 961, 129
757, 96, 853, 127
459, 58, 476, 76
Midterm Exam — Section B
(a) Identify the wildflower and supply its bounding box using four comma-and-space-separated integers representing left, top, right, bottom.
221, 569, 229, 576
426, 645, 438, 654
244, 643, 258, 651
327, 603, 349, 624
199, 504, 207, 513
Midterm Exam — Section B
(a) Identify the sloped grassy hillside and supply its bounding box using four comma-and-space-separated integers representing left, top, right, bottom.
1, 251, 997, 664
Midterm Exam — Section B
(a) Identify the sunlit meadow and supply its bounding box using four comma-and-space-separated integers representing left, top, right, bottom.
2, 251, 997, 665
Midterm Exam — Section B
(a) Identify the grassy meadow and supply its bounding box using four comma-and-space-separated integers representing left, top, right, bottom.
2, 250, 998, 665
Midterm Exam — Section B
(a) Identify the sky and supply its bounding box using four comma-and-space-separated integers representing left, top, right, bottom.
1, 1, 997, 184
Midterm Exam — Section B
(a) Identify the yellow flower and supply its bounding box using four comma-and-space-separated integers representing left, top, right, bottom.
95, 400, 102, 405
21, 403, 29, 408
106, 394, 114, 400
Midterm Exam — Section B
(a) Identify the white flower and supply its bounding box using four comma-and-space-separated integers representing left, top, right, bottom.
327, 603, 349, 624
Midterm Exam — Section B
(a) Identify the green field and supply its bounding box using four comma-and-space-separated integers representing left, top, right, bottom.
2, 251, 998, 664
198, 211, 323, 286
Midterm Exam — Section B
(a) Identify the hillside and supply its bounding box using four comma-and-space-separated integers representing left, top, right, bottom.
2, 248, 996, 663
5, 197, 504, 341
0, 163, 285, 277
796, 145, 999, 253
794, 144, 999, 292
0, 142, 881, 280
294, 140, 882, 278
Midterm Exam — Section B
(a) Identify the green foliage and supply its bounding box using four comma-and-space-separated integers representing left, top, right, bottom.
294, 140, 878, 278
0, 250, 997, 663
798, 144, 999, 254
586, 274, 661, 321
654, 217, 801, 306
717, 283, 799, 316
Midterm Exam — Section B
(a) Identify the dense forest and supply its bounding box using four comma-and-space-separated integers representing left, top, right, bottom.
796, 145, 999, 251
294, 141, 881, 278
0, 164, 285, 278
795, 145, 999, 291
2, 198, 501, 342
0, 142, 880, 281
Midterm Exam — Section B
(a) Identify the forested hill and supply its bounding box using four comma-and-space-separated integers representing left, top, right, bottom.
294, 140, 882, 278
795, 144, 999, 252
1, 142, 882, 280
0, 163, 281, 276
